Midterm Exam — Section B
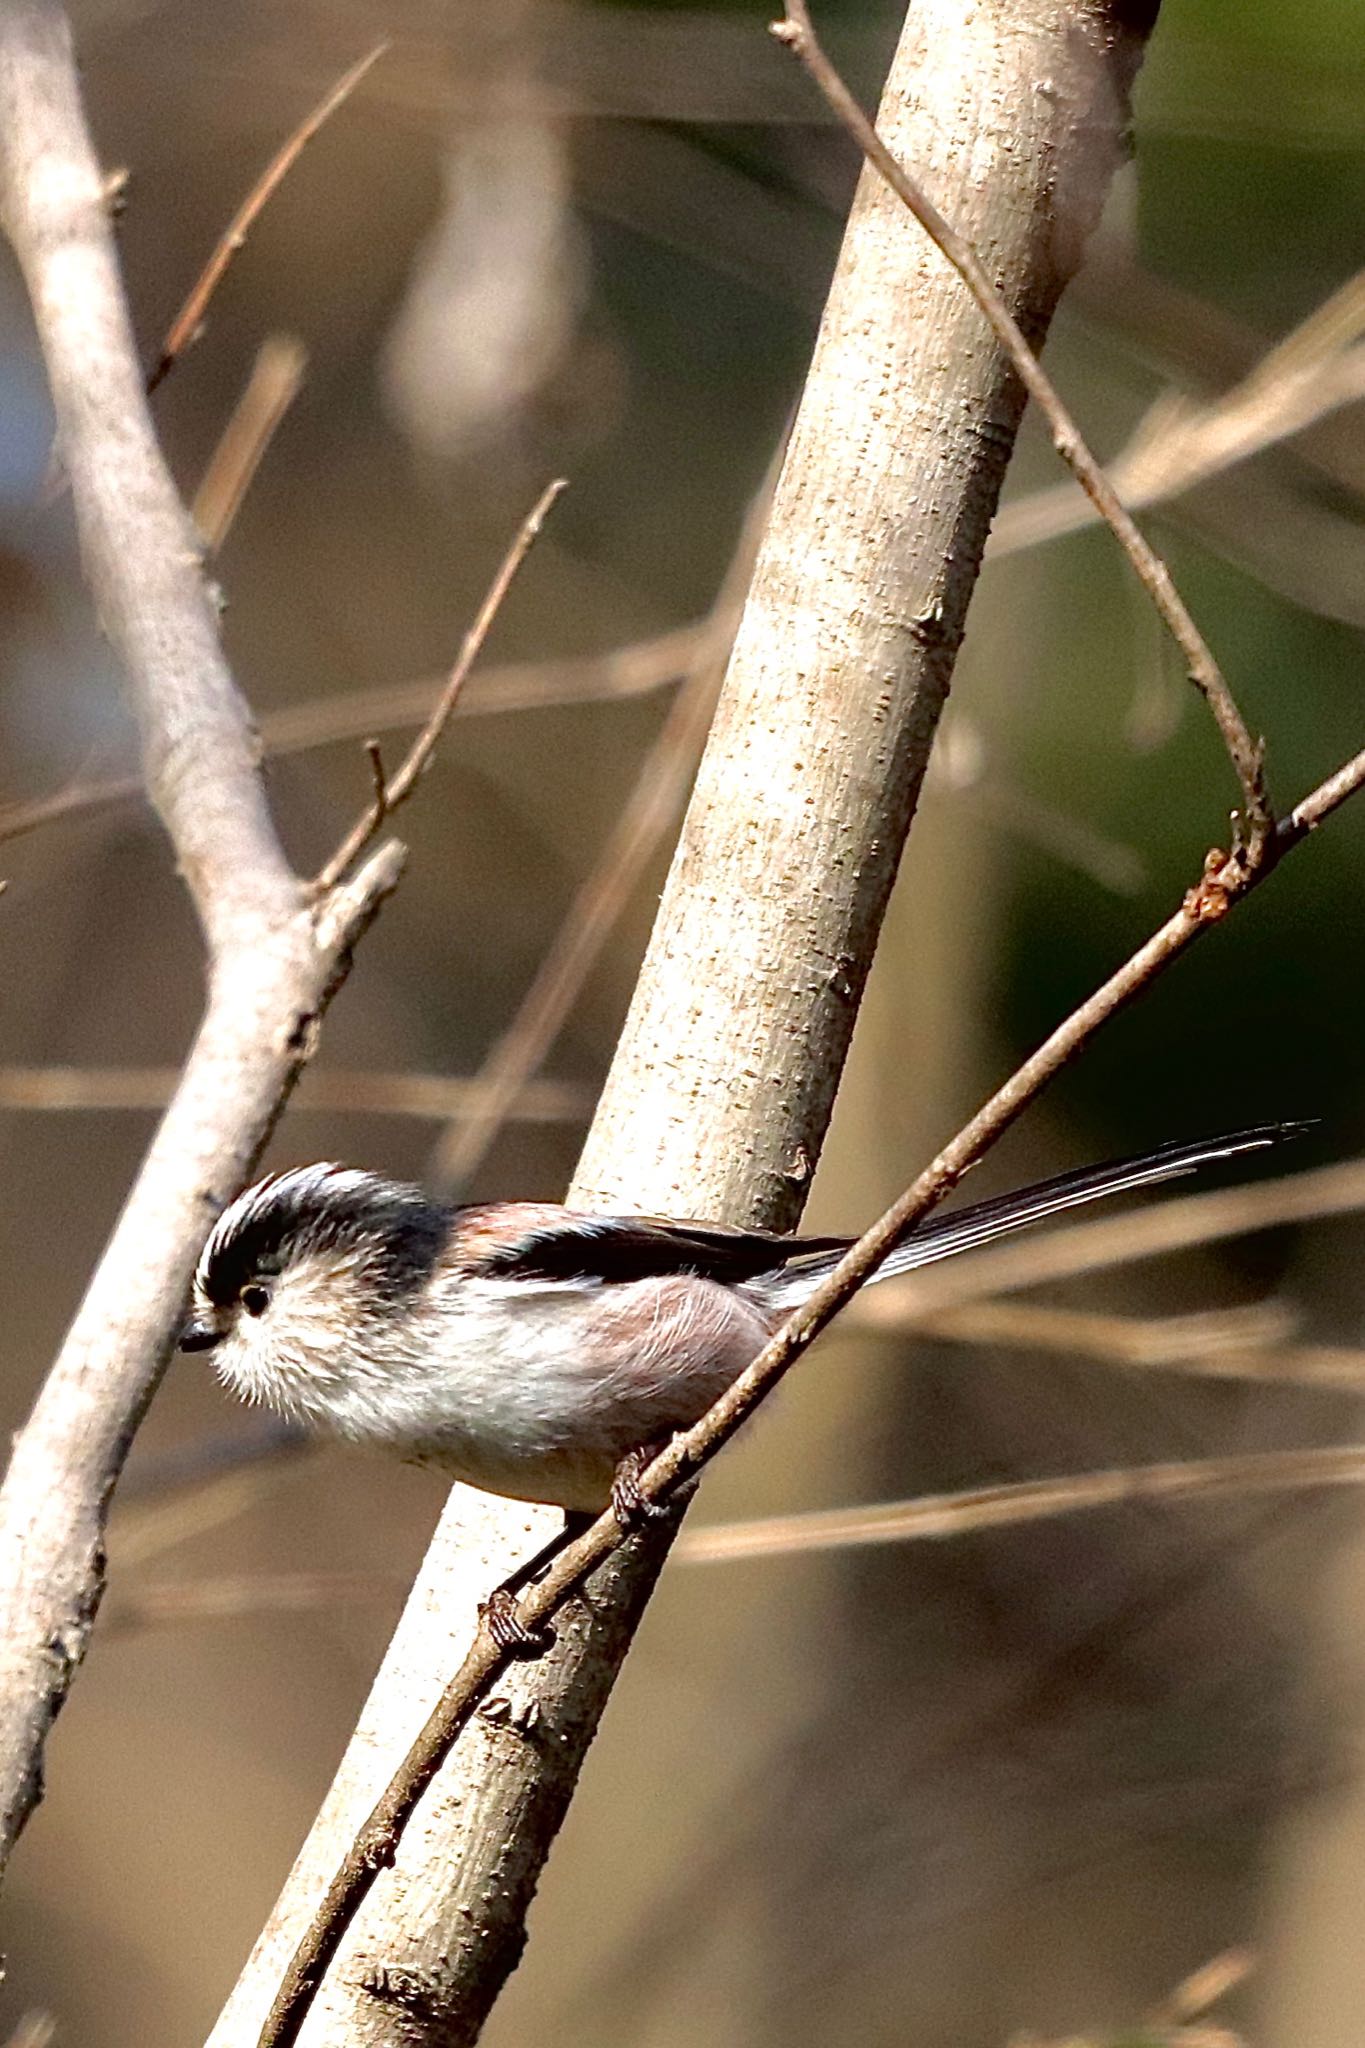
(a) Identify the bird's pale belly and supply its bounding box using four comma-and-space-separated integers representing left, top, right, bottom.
392, 1272, 774, 1510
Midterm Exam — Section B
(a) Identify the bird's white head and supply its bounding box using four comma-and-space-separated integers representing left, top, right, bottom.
181, 1164, 447, 1423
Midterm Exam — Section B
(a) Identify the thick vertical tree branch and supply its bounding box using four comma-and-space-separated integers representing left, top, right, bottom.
209, 4, 1158, 2043
0, 1, 406, 1865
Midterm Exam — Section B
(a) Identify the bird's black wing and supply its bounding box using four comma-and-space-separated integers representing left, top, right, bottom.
454, 1203, 847, 1288
456, 1121, 1311, 1293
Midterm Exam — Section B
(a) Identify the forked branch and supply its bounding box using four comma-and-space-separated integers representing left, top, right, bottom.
0, 1, 551, 1878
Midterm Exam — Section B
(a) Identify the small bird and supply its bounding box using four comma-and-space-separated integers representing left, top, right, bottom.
181, 1124, 1301, 1519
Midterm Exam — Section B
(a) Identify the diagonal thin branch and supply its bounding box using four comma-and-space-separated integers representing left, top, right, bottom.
773, 0, 1272, 859
146, 42, 387, 394
258, 732, 1365, 2048
314, 479, 566, 892
191, 334, 307, 553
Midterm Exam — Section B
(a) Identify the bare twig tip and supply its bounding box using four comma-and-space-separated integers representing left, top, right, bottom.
314, 478, 565, 895
149, 40, 389, 396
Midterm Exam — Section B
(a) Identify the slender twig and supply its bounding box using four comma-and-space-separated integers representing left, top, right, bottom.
257, 734, 1365, 2048
0, 617, 727, 855
1, 2014, 55, 2048
146, 43, 387, 394
428, 459, 773, 1192
1280, 744, 1365, 845
1151, 1950, 1254, 2031
0, 1063, 591, 1124
772, 2, 1272, 859
191, 334, 307, 552
314, 479, 566, 892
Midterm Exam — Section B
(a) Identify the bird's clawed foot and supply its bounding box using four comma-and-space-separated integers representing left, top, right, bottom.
479, 1585, 553, 1658
611, 1445, 671, 1532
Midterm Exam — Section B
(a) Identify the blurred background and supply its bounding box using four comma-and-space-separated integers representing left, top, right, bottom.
0, 0, 1363, 2042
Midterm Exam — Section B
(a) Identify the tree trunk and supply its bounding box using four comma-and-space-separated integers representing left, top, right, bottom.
208, 2, 1157, 2040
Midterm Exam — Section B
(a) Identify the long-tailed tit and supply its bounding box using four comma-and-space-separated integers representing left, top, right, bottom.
181, 1124, 1301, 1521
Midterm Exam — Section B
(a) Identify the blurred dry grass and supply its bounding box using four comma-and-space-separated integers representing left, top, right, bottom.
1, 4, 1364, 2045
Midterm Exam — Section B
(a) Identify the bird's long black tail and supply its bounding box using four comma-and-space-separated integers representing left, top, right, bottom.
756, 1122, 1309, 1312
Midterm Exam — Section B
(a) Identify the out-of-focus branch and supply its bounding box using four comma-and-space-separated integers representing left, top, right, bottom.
264, 617, 722, 747
0, 1064, 591, 1124
427, 453, 775, 1194
1, 2013, 55, 2048
993, 266, 1365, 558
192, 335, 307, 552
211, 7, 1165, 2043
881, 1299, 1365, 1389
0, 618, 723, 854
774, 0, 1272, 860
146, 42, 386, 393
104, 1572, 406, 1637
99, 1412, 1365, 1635
429, 652, 720, 1193
677, 1443, 1365, 1566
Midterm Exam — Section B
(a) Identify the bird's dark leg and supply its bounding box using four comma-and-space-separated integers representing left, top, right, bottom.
610, 1444, 672, 1531
479, 1511, 593, 1656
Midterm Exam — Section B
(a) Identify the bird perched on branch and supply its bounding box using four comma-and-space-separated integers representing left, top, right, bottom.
182, 1125, 1301, 1522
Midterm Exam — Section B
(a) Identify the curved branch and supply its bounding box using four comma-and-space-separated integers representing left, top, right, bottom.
0, 3, 296, 953
0, 2, 406, 1867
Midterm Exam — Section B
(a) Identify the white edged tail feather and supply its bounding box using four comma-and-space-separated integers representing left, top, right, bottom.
755, 1122, 1310, 1314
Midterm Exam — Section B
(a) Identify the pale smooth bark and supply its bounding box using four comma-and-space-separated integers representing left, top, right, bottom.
209, 3, 1156, 2041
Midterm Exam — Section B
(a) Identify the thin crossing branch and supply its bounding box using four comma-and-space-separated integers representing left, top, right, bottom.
773, 0, 1272, 860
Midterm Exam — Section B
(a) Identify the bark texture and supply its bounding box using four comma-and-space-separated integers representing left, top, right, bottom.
208, 2, 1156, 2040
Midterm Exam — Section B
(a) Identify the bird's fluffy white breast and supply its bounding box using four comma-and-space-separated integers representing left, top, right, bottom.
213, 1256, 773, 1511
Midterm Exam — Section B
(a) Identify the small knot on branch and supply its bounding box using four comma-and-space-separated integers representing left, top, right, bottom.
1183, 847, 1236, 923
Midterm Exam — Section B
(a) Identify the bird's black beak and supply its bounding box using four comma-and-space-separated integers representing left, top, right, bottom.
179, 1318, 222, 1353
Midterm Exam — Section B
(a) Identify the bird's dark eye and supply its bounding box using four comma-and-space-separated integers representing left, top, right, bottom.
240, 1283, 271, 1318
